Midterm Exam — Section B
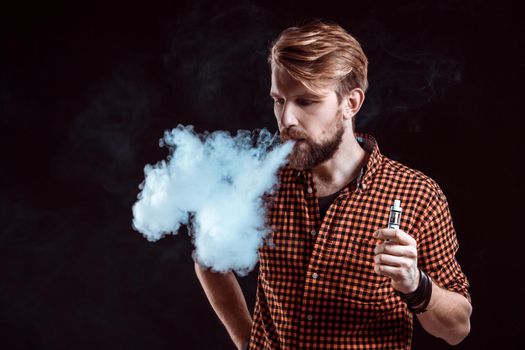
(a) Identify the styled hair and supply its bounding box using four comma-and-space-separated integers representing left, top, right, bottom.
268, 20, 369, 103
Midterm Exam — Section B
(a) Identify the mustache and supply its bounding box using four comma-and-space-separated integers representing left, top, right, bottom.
280, 129, 307, 142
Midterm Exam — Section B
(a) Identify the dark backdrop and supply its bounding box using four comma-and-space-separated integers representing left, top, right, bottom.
1, 0, 523, 349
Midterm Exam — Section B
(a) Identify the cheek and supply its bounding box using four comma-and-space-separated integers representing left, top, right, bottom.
304, 115, 328, 133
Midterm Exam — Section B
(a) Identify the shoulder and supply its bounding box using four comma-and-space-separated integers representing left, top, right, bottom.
379, 156, 448, 206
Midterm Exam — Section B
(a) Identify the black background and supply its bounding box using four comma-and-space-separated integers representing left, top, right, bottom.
1, 0, 523, 349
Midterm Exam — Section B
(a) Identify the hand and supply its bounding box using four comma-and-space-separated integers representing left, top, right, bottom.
373, 228, 419, 294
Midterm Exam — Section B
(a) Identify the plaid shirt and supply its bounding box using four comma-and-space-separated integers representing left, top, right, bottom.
248, 133, 470, 350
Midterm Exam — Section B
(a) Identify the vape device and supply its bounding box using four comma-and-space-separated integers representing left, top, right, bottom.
388, 199, 402, 229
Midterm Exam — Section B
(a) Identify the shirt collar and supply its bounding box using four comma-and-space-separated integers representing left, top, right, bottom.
353, 132, 383, 194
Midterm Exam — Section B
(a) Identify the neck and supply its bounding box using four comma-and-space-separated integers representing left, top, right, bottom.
311, 131, 368, 188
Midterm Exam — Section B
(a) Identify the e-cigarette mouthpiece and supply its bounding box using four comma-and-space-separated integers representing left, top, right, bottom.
388, 199, 402, 229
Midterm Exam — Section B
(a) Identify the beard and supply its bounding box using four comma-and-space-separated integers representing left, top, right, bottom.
281, 111, 345, 170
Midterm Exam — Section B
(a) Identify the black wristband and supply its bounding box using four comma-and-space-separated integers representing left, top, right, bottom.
395, 269, 433, 314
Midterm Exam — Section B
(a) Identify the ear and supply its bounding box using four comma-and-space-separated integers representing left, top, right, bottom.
342, 88, 365, 120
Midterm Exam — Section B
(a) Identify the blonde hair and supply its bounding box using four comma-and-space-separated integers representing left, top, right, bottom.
268, 20, 369, 102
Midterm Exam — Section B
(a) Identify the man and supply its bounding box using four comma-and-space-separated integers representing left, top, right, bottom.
195, 20, 472, 349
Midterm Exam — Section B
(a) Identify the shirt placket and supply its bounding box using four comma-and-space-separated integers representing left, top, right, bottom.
295, 170, 332, 347
295, 168, 367, 347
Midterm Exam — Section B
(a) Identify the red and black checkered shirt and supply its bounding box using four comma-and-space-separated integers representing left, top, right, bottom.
248, 133, 471, 349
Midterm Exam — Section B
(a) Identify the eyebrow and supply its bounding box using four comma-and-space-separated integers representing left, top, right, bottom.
269, 92, 325, 99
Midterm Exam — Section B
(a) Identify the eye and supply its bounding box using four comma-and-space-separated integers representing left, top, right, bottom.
273, 98, 284, 105
297, 99, 315, 107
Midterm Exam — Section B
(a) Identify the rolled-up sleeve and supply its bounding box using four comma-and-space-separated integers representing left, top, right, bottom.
417, 181, 471, 303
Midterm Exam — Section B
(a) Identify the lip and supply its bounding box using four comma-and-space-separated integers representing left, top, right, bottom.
282, 137, 305, 144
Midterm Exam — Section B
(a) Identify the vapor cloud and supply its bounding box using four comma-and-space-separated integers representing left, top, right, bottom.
132, 125, 293, 275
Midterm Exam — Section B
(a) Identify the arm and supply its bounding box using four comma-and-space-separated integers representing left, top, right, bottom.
194, 262, 253, 350
374, 229, 472, 345
416, 281, 472, 345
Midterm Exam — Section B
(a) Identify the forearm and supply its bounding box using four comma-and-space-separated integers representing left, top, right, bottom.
194, 262, 253, 349
416, 280, 472, 345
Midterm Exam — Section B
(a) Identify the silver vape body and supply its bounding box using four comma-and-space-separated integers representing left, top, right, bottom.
388, 199, 402, 230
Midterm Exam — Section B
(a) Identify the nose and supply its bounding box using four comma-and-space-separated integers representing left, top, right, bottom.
277, 102, 299, 129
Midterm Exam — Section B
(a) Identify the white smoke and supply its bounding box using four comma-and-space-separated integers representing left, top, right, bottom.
132, 124, 293, 276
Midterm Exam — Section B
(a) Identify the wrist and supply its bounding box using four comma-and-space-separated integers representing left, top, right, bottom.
406, 268, 421, 293
395, 269, 433, 313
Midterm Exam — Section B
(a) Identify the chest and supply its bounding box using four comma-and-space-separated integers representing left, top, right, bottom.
313, 178, 346, 197
260, 185, 420, 283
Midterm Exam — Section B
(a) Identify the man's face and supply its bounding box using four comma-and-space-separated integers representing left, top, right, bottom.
270, 65, 346, 170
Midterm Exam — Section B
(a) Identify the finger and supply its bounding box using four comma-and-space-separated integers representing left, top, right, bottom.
374, 228, 415, 246
373, 264, 406, 280
374, 242, 417, 258
374, 253, 413, 268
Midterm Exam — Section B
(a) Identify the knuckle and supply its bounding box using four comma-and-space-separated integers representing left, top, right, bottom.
395, 229, 402, 240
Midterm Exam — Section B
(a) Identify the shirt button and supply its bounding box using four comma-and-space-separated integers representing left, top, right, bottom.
307, 187, 313, 194
306, 315, 314, 321
310, 229, 317, 236
312, 272, 319, 279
